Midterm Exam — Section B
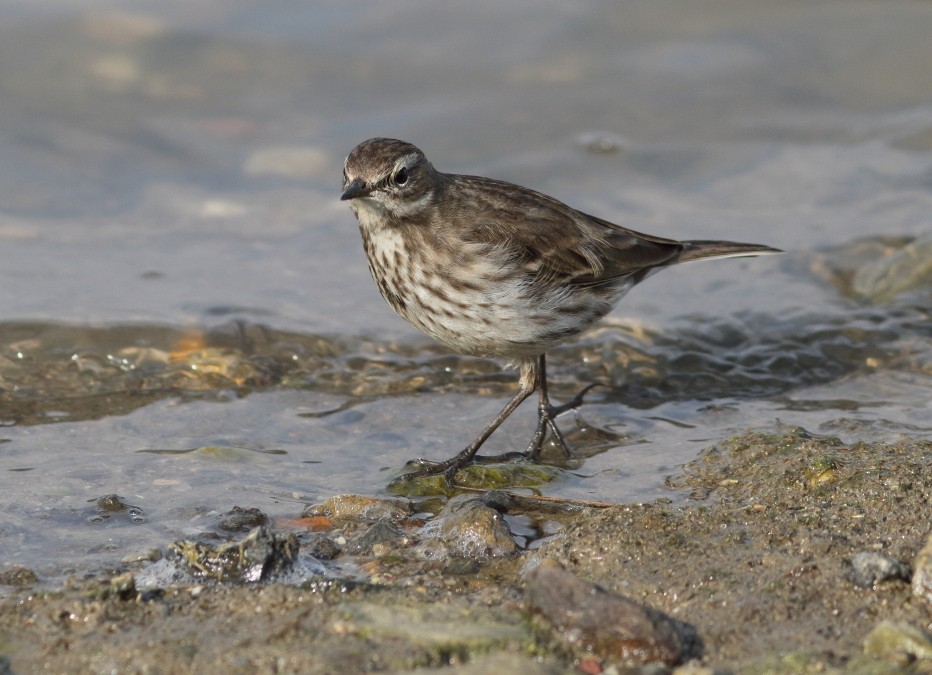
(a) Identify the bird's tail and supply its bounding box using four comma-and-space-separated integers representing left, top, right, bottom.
678, 240, 782, 263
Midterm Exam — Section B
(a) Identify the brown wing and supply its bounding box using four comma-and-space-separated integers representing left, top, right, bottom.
442, 173, 684, 289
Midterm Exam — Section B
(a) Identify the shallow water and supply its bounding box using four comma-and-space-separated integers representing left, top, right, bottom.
1, 0, 931, 585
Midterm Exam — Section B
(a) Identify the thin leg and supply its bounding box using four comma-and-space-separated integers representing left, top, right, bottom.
524, 355, 603, 460
390, 358, 540, 486
524, 354, 570, 460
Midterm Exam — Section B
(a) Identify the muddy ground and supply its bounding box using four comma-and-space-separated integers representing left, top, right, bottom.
1, 428, 930, 674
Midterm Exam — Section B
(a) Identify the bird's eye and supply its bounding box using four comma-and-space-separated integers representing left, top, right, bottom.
393, 167, 409, 186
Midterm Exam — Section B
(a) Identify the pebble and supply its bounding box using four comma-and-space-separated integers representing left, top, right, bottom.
419, 495, 518, 561
215, 506, 269, 532
845, 551, 911, 588
305, 494, 412, 522
344, 521, 404, 556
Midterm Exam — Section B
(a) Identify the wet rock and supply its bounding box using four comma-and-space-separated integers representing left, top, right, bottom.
525, 559, 691, 667
388, 461, 560, 498
344, 521, 405, 556
305, 535, 341, 561
169, 526, 298, 583
845, 551, 911, 588
96, 493, 131, 511
215, 506, 270, 532
912, 532, 932, 605
418, 494, 517, 561
862, 620, 932, 662
0, 565, 38, 586
305, 494, 412, 522
88, 494, 145, 524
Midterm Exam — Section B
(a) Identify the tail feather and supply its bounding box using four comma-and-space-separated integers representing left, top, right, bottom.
678, 240, 782, 263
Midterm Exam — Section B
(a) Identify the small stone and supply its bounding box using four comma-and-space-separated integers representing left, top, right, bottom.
305, 494, 412, 522
88, 494, 145, 524
845, 552, 911, 588
305, 535, 341, 561
215, 506, 269, 532
96, 494, 127, 511
344, 521, 404, 556
526, 559, 690, 666
420, 495, 517, 561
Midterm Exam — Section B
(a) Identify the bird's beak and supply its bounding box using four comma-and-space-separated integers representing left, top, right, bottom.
341, 178, 369, 201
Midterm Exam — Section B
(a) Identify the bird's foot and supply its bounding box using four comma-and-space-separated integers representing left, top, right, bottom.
524, 382, 605, 461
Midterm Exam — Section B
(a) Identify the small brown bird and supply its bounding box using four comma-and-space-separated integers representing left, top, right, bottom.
341, 138, 780, 484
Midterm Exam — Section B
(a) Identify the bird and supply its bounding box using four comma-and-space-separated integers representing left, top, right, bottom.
340, 137, 781, 485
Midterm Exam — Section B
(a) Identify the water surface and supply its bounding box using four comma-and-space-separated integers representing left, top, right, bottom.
1, 0, 930, 585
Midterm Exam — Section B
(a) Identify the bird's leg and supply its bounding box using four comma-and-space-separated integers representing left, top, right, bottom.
523, 355, 602, 460
390, 359, 539, 487
523, 354, 569, 460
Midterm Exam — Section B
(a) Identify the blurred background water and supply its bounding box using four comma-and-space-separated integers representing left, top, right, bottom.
0, 0, 930, 585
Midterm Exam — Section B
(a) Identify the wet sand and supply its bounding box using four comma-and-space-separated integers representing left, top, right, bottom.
1, 429, 928, 673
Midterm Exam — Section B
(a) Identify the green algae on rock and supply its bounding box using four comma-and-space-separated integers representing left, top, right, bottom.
386, 461, 560, 498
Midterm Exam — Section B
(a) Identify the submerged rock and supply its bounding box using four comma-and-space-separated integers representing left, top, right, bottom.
88, 494, 145, 524
525, 559, 692, 667
215, 506, 270, 532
